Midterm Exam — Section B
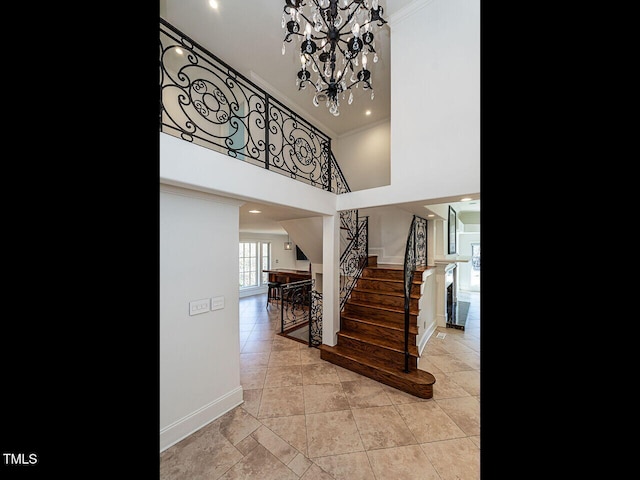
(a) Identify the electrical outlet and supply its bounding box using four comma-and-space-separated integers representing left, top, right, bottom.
189, 298, 210, 316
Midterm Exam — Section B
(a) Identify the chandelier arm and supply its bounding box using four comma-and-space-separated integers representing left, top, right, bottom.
305, 54, 331, 87
284, 4, 316, 30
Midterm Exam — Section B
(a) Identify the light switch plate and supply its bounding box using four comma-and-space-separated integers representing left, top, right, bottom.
211, 296, 224, 311
189, 298, 210, 315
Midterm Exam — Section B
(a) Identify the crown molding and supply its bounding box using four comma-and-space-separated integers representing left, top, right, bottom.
389, 0, 437, 26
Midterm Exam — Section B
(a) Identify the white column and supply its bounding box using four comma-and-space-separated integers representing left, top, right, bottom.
322, 214, 340, 346
434, 263, 449, 327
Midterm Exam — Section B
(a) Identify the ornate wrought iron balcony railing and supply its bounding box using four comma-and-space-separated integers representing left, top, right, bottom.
160, 18, 350, 194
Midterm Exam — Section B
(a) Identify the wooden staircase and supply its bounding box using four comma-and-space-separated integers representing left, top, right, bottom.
320, 256, 436, 398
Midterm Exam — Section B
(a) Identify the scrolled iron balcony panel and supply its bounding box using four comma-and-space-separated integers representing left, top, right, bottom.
267, 103, 329, 188
160, 22, 267, 167
160, 18, 351, 194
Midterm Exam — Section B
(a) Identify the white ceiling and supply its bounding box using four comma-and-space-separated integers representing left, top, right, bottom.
160, 0, 479, 233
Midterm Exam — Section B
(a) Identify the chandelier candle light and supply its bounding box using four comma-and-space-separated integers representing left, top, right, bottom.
282, 0, 387, 116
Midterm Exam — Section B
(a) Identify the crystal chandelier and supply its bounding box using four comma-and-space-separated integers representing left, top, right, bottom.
282, 0, 387, 116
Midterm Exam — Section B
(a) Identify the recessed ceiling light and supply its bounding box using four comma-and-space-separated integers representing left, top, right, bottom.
175, 48, 184, 55
209, 0, 219, 9
460, 197, 472, 201
365, 110, 371, 115
427, 214, 435, 217
248, 209, 261, 214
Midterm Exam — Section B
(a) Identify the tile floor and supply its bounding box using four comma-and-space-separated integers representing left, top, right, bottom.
160, 290, 480, 479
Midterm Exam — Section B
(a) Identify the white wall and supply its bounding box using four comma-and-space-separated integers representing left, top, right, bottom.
160, 133, 338, 219
360, 205, 415, 264
334, 120, 391, 192
416, 269, 438, 355
337, 0, 480, 212
160, 185, 243, 452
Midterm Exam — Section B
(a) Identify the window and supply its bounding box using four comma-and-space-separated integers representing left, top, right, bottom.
239, 241, 271, 289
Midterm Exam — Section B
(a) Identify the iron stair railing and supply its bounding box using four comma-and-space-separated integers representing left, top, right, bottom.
402, 215, 427, 372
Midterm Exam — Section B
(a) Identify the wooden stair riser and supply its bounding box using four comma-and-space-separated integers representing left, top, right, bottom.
319, 346, 434, 399
341, 316, 418, 341
343, 303, 418, 325
355, 278, 421, 296
350, 290, 419, 311
367, 256, 378, 267
337, 334, 417, 370
361, 269, 404, 281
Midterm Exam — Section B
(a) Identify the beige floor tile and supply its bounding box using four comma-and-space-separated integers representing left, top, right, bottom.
272, 336, 303, 351
217, 444, 298, 480
301, 363, 340, 385
240, 366, 266, 390
431, 372, 472, 400
341, 380, 393, 408
241, 339, 273, 354
235, 435, 259, 456
469, 435, 480, 448
426, 354, 474, 373
299, 346, 324, 364
218, 407, 262, 446
268, 349, 302, 367
258, 386, 305, 418
300, 463, 337, 479
351, 405, 417, 450
241, 389, 262, 417
264, 365, 303, 387
313, 451, 376, 480
447, 370, 480, 396
160, 423, 243, 480
416, 357, 444, 374
251, 425, 299, 465
456, 352, 481, 370
334, 364, 369, 382
240, 352, 270, 369
395, 401, 466, 443
435, 397, 480, 436
366, 445, 441, 480
245, 329, 275, 342
288, 452, 313, 477
260, 415, 308, 457
303, 383, 350, 414
382, 384, 430, 405
421, 437, 480, 480
439, 339, 476, 356
421, 341, 451, 355
306, 410, 364, 458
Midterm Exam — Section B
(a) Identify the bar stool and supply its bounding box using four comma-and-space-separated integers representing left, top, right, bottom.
266, 281, 282, 309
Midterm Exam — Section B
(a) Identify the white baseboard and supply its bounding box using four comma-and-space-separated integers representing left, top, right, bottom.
160, 386, 244, 452
418, 320, 439, 356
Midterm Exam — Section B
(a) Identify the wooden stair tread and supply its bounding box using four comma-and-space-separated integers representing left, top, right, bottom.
352, 287, 420, 299
346, 300, 419, 316
341, 314, 418, 335
320, 344, 436, 398
337, 330, 419, 357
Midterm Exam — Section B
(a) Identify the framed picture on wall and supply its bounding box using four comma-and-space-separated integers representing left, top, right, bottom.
448, 206, 457, 254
